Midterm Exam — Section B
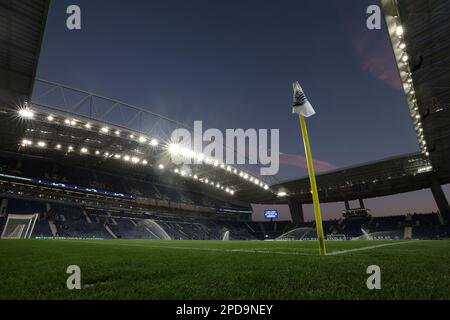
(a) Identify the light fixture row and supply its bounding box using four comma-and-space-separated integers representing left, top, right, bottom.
394, 23, 429, 157
167, 143, 270, 191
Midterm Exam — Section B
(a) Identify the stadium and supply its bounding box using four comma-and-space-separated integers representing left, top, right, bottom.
0, 0, 449, 301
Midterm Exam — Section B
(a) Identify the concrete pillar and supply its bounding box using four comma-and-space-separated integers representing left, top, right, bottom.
359, 198, 365, 209
430, 175, 450, 224
288, 198, 304, 223
344, 200, 350, 210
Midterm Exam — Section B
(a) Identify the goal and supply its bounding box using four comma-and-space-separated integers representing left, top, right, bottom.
1, 214, 39, 239
327, 234, 347, 241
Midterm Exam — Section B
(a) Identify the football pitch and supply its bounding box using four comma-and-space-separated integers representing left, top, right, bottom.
0, 239, 449, 300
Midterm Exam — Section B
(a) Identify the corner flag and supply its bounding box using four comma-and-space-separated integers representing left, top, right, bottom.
292, 81, 326, 256
292, 81, 316, 117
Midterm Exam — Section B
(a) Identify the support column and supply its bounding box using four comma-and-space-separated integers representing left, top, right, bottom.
359, 198, 365, 209
430, 175, 450, 224
288, 198, 304, 223
344, 200, 350, 211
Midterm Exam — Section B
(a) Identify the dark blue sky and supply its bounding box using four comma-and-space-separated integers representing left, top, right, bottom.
35, 0, 448, 218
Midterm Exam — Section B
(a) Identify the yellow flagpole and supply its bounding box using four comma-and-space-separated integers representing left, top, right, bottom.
298, 115, 327, 256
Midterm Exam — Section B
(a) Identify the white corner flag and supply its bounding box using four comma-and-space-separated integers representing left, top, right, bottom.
292, 81, 316, 117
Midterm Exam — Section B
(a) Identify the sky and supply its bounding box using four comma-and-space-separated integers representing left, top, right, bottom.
35, 0, 449, 219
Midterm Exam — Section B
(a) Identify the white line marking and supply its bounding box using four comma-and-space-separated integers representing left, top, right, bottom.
58, 240, 315, 256
327, 241, 414, 256
54, 239, 417, 257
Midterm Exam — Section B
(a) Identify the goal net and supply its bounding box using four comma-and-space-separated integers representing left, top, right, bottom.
1, 214, 38, 239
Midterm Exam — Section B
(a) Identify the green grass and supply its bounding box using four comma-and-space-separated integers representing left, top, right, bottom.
0, 239, 449, 299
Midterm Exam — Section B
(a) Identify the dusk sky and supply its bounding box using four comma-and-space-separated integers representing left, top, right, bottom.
35, 0, 449, 220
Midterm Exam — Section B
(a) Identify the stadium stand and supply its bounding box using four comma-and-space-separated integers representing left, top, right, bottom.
2, 194, 448, 240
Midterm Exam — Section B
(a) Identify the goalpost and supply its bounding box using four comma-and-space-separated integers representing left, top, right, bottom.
1, 214, 39, 239
327, 234, 347, 241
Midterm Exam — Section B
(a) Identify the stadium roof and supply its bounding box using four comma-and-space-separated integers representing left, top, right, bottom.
0, 0, 49, 106
383, 0, 450, 179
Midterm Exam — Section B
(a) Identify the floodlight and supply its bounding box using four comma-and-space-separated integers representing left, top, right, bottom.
18, 108, 34, 119
168, 143, 180, 155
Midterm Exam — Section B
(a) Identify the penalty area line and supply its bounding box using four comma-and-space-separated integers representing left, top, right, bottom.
327, 241, 415, 256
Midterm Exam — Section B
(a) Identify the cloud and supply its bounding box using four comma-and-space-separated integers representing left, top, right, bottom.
352, 31, 402, 90
279, 152, 337, 173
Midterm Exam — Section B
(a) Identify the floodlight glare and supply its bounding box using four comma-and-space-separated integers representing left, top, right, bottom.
19, 108, 34, 119
168, 143, 180, 155
21, 139, 32, 146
